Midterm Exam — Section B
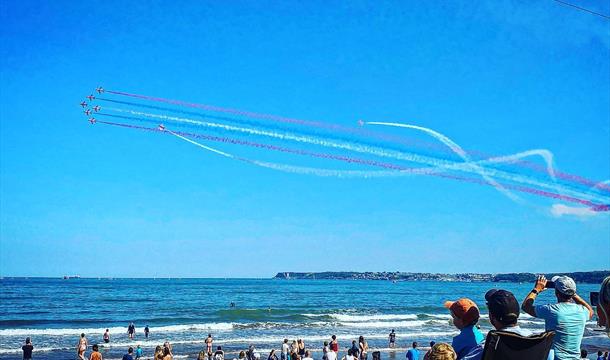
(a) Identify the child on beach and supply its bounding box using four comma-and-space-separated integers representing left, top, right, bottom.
444, 298, 483, 359
135, 345, 143, 359
89, 344, 102, 360
428, 343, 457, 360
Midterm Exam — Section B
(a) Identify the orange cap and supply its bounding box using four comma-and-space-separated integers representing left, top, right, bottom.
444, 298, 480, 325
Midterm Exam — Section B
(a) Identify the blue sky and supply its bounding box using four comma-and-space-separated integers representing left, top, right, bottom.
1, 0, 608, 278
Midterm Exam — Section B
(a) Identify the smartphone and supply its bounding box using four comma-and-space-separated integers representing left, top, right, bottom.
545, 281, 555, 289
590, 292, 600, 307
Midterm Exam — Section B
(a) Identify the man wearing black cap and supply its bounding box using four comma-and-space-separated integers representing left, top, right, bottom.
462, 289, 531, 360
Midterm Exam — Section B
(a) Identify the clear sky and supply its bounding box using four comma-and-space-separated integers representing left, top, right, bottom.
1, 0, 609, 278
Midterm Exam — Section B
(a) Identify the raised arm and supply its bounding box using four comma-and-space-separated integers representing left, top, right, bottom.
522, 275, 547, 317
572, 293, 594, 319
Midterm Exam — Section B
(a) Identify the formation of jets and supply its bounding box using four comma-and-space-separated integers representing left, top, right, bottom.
80, 87, 163, 132
80, 88, 104, 124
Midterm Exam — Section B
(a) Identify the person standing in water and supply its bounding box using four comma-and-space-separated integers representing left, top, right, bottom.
103, 329, 110, 344
127, 323, 135, 340
144, 326, 149, 339
205, 334, 213, 356
22, 337, 33, 360
76, 333, 88, 360
388, 330, 396, 348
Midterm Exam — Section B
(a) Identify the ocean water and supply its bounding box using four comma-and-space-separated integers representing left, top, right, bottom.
0, 278, 605, 359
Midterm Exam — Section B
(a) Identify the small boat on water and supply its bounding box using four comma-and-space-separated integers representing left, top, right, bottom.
62, 275, 81, 280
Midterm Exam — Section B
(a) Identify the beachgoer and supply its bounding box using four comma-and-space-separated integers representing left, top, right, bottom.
463, 289, 532, 360
522, 275, 593, 360
428, 343, 457, 360
424, 341, 436, 360
303, 350, 314, 360
247, 344, 257, 360
214, 346, 225, 360
297, 339, 305, 356
598, 351, 604, 360
406, 342, 419, 360
122, 347, 134, 360
206, 334, 214, 355
135, 345, 143, 359
239, 351, 247, 360
22, 337, 33, 360
290, 340, 299, 360
358, 336, 368, 360
268, 349, 278, 360
342, 349, 356, 360
444, 298, 484, 359
351, 341, 359, 358
154, 346, 164, 360
604, 351, 608, 360
282, 339, 290, 360
163, 342, 173, 358
144, 326, 149, 339
89, 344, 102, 360
199, 350, 208, 360
388, 330, 396, 348
103, 329, 110, 344
580, 349, 588, 360
326, 342, 337, 360
127, 323, 135, 339
162, 345, 173, 360
77, 333, 88, 360
330, 335, 339, 353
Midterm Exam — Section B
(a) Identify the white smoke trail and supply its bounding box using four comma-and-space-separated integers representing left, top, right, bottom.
365, 121, 521, 201
107, 108, 609, 203
166, 130, 235, 158
165, 127, 609, 206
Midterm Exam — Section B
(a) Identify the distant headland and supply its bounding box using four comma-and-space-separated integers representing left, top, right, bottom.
274, 270, 610, 283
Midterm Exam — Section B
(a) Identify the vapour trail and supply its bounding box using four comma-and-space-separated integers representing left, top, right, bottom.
97, 97, 438, 160
102, 91, 610, 193
95, 119, 610, 207
99, 109, 609, 204
159, 124, 608, 211
365, 121, 519, 202
106, 89, 348, 131
365, 121, 610, 197
95, 120, 405, 170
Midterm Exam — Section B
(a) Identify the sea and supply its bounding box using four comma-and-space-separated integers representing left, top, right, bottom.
0, 278, 607, 359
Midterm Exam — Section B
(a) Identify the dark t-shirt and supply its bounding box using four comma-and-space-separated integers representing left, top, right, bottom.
122, 354, 134, 360
22, 344, 33, 359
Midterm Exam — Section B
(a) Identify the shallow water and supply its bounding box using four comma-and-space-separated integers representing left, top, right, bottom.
0, 278, 603, 359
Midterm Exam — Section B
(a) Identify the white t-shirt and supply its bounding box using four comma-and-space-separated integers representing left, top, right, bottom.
303, 357, 313, 360
281, 344, 290, 354
326, 352, 337, 360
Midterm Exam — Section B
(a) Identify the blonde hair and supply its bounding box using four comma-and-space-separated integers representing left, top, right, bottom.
428, 343, 457, 360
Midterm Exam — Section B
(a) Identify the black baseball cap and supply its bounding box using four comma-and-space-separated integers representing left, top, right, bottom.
485, 289, 520, 325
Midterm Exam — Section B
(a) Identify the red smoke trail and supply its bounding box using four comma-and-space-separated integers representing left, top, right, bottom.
94, 120, 608, 211
105, 90, 610, 194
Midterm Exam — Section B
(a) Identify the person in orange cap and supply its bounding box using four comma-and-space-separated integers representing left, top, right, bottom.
444, 298, 483, 359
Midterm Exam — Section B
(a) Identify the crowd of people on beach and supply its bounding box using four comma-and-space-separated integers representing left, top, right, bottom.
19, 274, 610, 360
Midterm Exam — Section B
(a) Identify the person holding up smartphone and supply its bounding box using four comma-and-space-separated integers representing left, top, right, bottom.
521, 275, 593, 360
